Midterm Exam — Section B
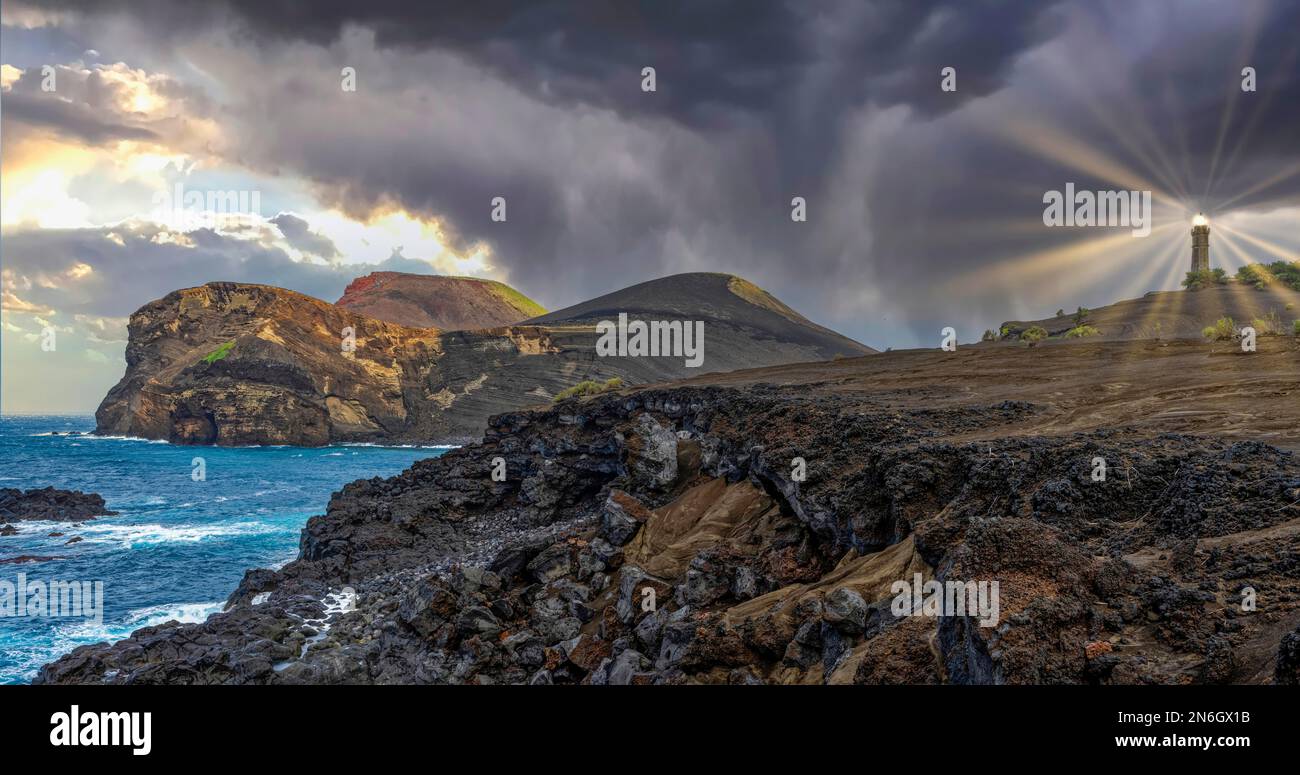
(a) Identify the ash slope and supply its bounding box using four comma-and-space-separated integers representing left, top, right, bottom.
94, 273, 873, 446
527, 272, 872, 361
337, 272, 546, 330
45, 339, 1300, 685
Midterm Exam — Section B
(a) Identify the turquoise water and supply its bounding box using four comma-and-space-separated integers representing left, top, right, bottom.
0, 415, 446, 683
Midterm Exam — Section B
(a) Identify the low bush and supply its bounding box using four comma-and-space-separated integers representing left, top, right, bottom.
554, 376, 624, 402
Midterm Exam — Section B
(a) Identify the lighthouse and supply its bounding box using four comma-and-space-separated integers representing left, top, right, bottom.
1190, 213, 1210, 273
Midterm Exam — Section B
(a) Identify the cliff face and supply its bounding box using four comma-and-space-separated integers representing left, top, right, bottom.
336, 272, 546, 330
40, 343, 1300, 684
94, 283, 445, 446
94, 274, 874, 446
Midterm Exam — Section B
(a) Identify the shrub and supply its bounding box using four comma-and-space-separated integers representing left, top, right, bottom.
553, 376, 624, 402
1021, 326, 1048, 343
1236, 263, 1272, 289
1182, 268, 1228, 290
1202, 316, 1236, 341
1252, 310, 1284, 336
1234, 261, 1300, 291
1293, 320, 1300, 336
1064, 325, 1101, 338
1072, 306, 1090, 327
1267, 260, 1300, 291
201, 341, 235, 365
981, 329, 997, 342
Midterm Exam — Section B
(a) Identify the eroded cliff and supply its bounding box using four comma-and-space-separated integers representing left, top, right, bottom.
48, 346, 1300, 684
95, 274, 874, 445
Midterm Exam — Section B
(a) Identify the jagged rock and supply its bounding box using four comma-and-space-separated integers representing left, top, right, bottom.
1274, 626, 1300, 685
684, 551, 732, 607
634, 609, 669, 652
398, 577, 458, 637
601, 490, 651, 546
626, 414, 679, 491
565, 634, 613, 673
526, 544, 574, 583
823, 587, 868, 632
616, 566, 673, 624
0, 487, 115, 522
502, 631, 547, 669
35, 368, 1300, 686
593, 648, 652, 685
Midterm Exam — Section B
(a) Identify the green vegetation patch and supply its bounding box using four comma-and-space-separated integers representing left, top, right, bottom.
1182, 268, 1228, 290
486, 281, 546, 318
1251, 310, 1285, 336
554, 377, 624, 402
1020, 326, 1048, 343
1064, 325, 1101, 338
1202, 316, 1236, 341
200, 341, 236, 365
1236, 260, 1300, 291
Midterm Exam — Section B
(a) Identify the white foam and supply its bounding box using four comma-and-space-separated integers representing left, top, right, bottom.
124, 601, 225, 627
76, 520, 280, 548
77, 434, 169, 444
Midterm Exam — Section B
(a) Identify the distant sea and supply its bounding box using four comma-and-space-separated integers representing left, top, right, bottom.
0, 414, 448, 684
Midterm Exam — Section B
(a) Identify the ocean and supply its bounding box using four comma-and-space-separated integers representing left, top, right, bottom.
0, 414, 447, 684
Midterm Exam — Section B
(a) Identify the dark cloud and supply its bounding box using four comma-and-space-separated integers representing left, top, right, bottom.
5, 0, 1299, 350
25, 0, 1064, 122
269, 212, 342, 261
2, 84, 158, 144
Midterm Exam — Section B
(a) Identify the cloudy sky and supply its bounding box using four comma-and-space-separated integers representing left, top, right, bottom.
3, 0, 1298, 412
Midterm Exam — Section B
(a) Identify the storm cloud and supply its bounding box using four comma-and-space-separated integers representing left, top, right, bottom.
4, 0, 1300, 351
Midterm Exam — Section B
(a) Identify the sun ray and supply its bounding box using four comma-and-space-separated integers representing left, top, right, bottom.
1126, 229, 1186, 297
1211, 39, 1300, 205
1215, 221, 1300, 263
975, 115, 1185, 211
1072, 4, 1192, 202
1212, 160, 1300, 210
947, 221, 1179, 296
1212, 226, 1260, 273
1203, 0, 1270, 200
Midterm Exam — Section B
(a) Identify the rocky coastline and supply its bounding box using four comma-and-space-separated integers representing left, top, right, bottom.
37, 378, 1300, 685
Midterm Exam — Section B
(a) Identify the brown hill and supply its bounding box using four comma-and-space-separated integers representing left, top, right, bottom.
95, 274, 873, 445
336, 272, 546, 330
1000, 283, 1300, 341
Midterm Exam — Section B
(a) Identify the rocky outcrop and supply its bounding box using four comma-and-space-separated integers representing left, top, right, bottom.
94, 274, 874, 446
94, 283, 446, 446
336, 272, 546, 330
0, 487, 115, 522
42, 376, 1300, 685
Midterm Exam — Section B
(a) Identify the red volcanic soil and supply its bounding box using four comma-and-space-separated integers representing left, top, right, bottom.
337, 272, 545, 330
